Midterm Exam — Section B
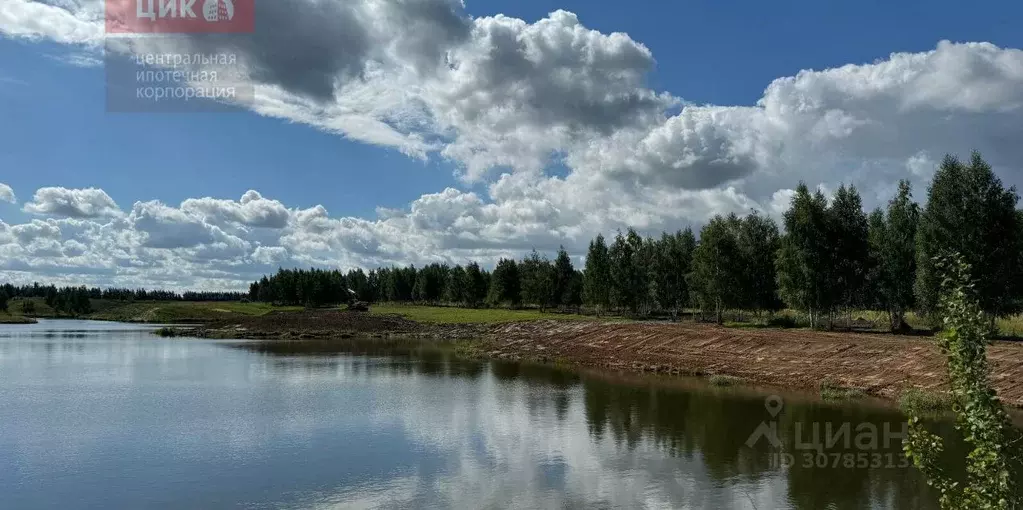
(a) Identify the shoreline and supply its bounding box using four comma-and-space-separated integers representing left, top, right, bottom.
153, 308, 1023, 409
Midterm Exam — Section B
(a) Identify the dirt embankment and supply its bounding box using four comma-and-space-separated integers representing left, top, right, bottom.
484, 321, 1023, 407
177, 310, 1023, 407
187, 309, 488, 340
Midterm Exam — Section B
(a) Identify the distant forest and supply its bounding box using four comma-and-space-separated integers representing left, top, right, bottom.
0, 284, 247, 315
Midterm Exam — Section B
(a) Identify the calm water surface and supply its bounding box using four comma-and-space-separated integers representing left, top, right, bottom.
0, 320, 956, 509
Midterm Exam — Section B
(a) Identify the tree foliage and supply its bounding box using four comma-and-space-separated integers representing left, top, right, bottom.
735, 212, 783, 314
652, 228, 696, 319
488, 258, 521, 307
776, 184, 870, 328
916, 152, 1023, 321
553, 247, 576, 307
904, 255, 1019, 509
829, 185, 870, 311
583, 234, 612, 314
689, 215, 742, 323
869, 180, 920, 331
445, 265, 467, 305
609, 230, 648, 314
248, 267, 350, 307
519, 250, 556, 311
463, 262, 488, 308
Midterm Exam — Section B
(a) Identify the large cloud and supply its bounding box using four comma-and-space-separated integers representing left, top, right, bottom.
23, 187, 124, 218
181, 190, 290, 229
3, 4, 1023, 289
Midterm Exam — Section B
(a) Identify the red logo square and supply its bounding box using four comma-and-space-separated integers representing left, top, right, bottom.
106, 0, 255, 33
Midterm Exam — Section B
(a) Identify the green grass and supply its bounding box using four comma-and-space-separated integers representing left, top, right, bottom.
819, 379, 865, 401
0, 312, 37, 324
899, 388, 954, 416
370, 304, 594, 324
6, 297, 58, 318
996, 315, 1023, 339
708, 374, 739, 387
88, 301, 302, 323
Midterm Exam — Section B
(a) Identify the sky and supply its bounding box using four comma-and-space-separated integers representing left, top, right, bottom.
1, 0, 1023, 290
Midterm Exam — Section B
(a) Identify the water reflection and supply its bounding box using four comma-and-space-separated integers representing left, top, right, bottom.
0, 323, 973, 509
233, 338, 952, 509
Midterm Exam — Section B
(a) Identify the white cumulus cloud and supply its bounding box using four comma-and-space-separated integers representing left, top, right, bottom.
0, 182, 15, 203
23, 187, 123, 218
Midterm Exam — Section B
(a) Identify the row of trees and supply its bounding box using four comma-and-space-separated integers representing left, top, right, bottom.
773, 152, 1022, 330
0, 285, 94, 316
250, 250, 585, 311
248, 268, 351, 307
578, 151, 1021, 330
0, 283, 246, 303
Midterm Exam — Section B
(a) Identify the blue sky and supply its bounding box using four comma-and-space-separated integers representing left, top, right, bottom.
1, 0, 1022, 288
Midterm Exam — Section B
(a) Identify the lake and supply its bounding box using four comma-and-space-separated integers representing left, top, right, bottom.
0, 320, 953, 509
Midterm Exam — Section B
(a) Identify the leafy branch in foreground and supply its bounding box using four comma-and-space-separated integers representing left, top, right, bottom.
903, 255, 1019, 509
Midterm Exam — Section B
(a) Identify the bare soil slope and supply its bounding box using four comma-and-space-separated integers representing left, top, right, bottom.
486, 321, 1023, 406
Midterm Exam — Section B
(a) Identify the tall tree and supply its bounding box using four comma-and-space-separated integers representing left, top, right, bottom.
413, 264, 448, 303
519, 250, 556, 311
689, 215, 742, 324
0, 289, 7, 312
565, 270, 584, 311
829, 185, 870, 316
868, 180, 920, 332
609, 231, 640, 314
776, 184, 835, 329
553, 247, 575, 308
653, 228, 696, 320
631, 230, 654, 313
464, 262, 487, 308
366, 270, 381, 303
488, 258, 521, 307
916, 152, 1023, 322
445, 265, 467, 304
583, 234, 612, 314
736, 212, 782, 315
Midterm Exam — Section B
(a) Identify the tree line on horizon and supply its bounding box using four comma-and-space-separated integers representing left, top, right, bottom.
250, 151, 1023, 332
0, 283, 248, 316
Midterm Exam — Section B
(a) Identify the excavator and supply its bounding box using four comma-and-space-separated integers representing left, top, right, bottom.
344, 288, 370, 312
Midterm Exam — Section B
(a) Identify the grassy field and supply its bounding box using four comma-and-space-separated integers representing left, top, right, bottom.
88, 301, 303, 322
0, 297, 303, 323
0, 312, 36, 324
370, 304, 595, 324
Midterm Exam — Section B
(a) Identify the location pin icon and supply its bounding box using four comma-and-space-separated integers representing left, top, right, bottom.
765, 395, 784, 417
